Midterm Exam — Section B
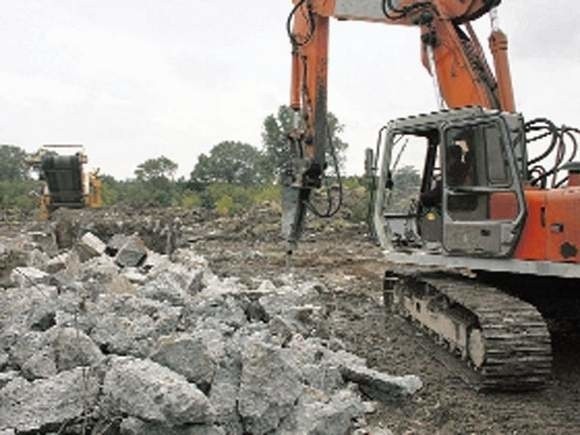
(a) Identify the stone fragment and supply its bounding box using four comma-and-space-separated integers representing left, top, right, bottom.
120, 417, 225, 435
10, 267, 50, 288
21, 350, 57, 380
139, 263, 204, 305
12, 327, 103, 379
52, 251, 81, 282
0, 371, 20, 390
0, 368, 100, 433
52, 327, 104, 371
76, 232, 107, 262
150, 334, 216, 391
338, 364, 422, 401
28, 231, 58, 255
46, 252, 69, 274
0, 351, 8, 370
209, 358, 243, 435
89, 294, 182, 357
142, 251, 172, 273
106, 233, 130, 256
109, 275, 136, 295
277, 388, 366, 435
27, 249, 49, 270
102, 357, 214, 425
115, 236, 148, 267
0, 286, 58, 353
123, 267, 148, 285
53, 215, 76, 249
238, 339, 303, 435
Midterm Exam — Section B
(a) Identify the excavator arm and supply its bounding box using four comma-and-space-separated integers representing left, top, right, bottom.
282, 0, 515, 250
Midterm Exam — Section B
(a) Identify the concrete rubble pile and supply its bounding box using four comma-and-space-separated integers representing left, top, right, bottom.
0, 229, 421, 435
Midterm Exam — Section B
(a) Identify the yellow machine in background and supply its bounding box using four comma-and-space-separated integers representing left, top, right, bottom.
28, 145, 102, 219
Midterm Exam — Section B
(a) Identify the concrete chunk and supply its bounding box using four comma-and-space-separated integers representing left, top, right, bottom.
238, 340, 304, 435
102, 357, 214, 425
0, 368, 100, 433
150, 334, 216, 391
115, 236, 148, 267
120, 417, 225, 435
10, 267, 50, 288
339, 364, 422, 401
77, 232, 107, 262
106, 233, 130, 255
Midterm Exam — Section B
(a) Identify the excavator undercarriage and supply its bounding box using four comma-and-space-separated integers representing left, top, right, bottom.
385, 271, 553, 391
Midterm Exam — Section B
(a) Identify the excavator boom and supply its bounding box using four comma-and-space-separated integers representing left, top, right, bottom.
283, 0, 514, 248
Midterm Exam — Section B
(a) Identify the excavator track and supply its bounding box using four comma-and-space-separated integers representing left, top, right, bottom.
387, 272, 552, 391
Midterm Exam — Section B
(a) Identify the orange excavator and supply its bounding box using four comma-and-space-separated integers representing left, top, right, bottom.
283, 0, 580, 391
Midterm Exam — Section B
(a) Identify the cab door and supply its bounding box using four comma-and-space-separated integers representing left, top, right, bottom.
441, 117, 526, 257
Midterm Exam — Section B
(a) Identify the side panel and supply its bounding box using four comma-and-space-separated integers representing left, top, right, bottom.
545, 188, 580, 263
495, 188, 580, 263
491, 189, 548, 261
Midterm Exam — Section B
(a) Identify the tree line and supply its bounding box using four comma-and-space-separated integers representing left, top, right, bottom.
1, 105, 421, 217
0, 106, 350, 215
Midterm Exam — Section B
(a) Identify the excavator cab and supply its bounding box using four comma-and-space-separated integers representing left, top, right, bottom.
373, 107, 527, 259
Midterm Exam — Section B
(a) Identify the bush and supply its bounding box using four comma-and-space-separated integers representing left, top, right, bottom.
215, 194, 234, 216
180, 191, 203, 209
0, 180, 40, 211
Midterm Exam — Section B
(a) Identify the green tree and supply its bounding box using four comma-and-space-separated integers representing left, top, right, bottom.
0, 145, 29, 181
190, 141, 267, 186
128, 156, 180, 207
261, 105, 349, 178
134, 156, 178, 182
391, 165, 422, 212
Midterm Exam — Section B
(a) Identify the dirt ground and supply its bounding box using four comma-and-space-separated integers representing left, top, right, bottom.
190, 220, 580, 435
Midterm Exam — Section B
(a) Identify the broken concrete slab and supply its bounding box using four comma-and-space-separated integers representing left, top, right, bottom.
28, 230, 58, 255
89, 294, 182, 357
338, 364, 422, 401
119, 417, 226, 435
238, 339, 304, 435
102, 356, 214, 426
123, 267, 148, 285
27, 249, 49, 270
21, 350, 57, 380
0, 351, 8, 371
76, 232, 107, 262
209, 363, 243, 435
45, 252, 69, 274
0, 371, 20, 390
277, 388, 366, 435
10, 267, 50, 288
150, 333, 217, 392
11, 327, 103, 379
142, 251, 172, 273
106, 233, 130, 256
52, 327, 104, 372
0, 368, 100, 433
115, 235, 148, 268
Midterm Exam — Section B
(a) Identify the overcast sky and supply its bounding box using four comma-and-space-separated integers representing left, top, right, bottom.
1, 1, 579, 179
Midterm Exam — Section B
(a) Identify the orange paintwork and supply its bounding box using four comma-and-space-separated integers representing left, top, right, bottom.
429, 19, 497, 109
489, 29, 516, 112
290, 0, 509, 151
490, 189, 580, 263
569, 173, 580, 187
545, 187, 580, 263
